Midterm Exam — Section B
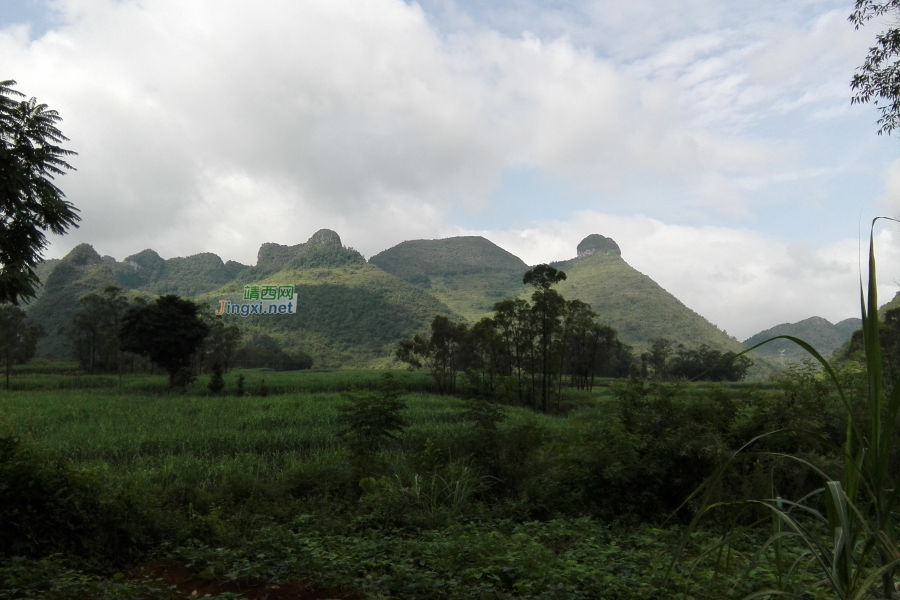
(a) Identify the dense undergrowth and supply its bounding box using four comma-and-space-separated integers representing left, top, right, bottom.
0, 365, 861, 598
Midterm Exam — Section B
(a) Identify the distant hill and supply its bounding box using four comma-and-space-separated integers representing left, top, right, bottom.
370, 236, 529, 322
742, 316, 862, 364
27, 230, 454, 367
28, 244, 124, 358
26, 229, 783, 374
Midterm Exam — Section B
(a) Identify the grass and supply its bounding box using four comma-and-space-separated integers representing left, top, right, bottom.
676, 218, 900, 600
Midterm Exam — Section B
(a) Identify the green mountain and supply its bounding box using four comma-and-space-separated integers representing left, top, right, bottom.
548, 235, 751, 356
28, 230, 454, 367
27, 229, 778, 374
370, 236, 529, 322
28, 244, 124, 358
199, 230, 454, 367
742, 316, 862, 364
371, 233, 772, 375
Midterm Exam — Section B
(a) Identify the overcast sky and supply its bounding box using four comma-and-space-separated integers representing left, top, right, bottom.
2, 0, 899, 339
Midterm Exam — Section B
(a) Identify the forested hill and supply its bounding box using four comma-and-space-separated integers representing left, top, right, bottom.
26, 228, 788, 372
549, 235, 750, 356
370, 236, 530, 323
26, 230, 455, 367
742, 316, 863, 363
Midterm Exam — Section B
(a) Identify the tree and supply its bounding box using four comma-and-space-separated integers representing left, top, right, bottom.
68, 286, 128, 373
396, 315, 467, 394
641, 338, 673, 381
118, 295, 209, 388
0, 80, 80, 304
849, 1, 900, 135
524, 264, 567, 411
337, 372, 407, 458
0, 304, 43, 389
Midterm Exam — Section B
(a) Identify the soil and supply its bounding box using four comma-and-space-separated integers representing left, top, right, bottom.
130, 561, 352, 599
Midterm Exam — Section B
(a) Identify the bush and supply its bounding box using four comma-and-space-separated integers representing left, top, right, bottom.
337, 372, 407, 458
0, 437, 155, 564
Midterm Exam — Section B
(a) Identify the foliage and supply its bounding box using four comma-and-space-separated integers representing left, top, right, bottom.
207, 362, 225, 395
232, 332, 312, 371
67, 285, 129, 373
0, 303, 42, 389
118, 294, 209, 386
337, 372, 408, 457
675, 218, 900, 599
399, 273, 632, 410
0, 80, 80, 305
397, 315, 467, 394
850, 0, 900, 135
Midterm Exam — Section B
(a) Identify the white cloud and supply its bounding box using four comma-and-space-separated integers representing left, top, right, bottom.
0, 0, 808, 264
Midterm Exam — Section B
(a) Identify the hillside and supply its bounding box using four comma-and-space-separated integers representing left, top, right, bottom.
370, 236, 530, 322
548, 235, 751, 357
28, 230, 455, 367
742, 316, 862, 364
27, 244, 125, 358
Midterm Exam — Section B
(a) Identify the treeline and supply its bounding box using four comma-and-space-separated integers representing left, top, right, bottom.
397, 265, 634, 411
639, 337, 753, 382
62, 286, 312, 379
398, 265, 753, 410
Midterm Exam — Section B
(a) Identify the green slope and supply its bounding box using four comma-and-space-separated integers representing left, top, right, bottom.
198, 264, 454, 369
549, 249, 742, 353
27, 244, 123, 358
742, 316, 862, 363
370, 236, 530, 321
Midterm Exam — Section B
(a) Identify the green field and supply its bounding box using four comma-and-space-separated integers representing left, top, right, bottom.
0, 368, 846, 599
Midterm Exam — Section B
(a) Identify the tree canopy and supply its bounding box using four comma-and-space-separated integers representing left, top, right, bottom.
850, 0, 900, 134
118, 295, 209, 386
0, 80, 80, 304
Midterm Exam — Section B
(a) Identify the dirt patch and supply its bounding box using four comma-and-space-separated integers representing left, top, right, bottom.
132, 561, 351, 599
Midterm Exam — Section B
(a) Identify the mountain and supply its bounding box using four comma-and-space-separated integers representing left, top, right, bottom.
199, 230, 454, 367
742, 316, 862, 364
28, 244, 123, 358
549, 235, 752, 356
27, 230, 454, 367
27, 229, 776, 373
369, 236, 529, 322
372, 233, 769, 372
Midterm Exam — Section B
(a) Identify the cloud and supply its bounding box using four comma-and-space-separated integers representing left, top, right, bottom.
452, 212, 900, 340
0, 0, 805, 264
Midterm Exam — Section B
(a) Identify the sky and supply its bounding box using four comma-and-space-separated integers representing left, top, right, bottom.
1, 0, 899, 340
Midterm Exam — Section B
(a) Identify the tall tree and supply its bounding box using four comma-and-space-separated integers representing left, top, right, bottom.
0, 80, 80, 304
118, 295, 209, 388
69, 286, 128, 373
396, 315, 467, 394
524, 264, 567, 412
0, 304, 43, 389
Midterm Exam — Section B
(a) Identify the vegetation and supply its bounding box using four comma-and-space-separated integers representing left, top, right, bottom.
0, 304, 42, 390
640, 338, 753, 382
0, 363, 870, 598
850, 0, 900, 135
118, 295, 209, 387
675, 219, 900, 599
0, 79, 79, 305
743, 316, 862, 364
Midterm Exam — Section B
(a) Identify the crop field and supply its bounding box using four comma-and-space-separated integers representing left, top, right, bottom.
0, 367, 842, 599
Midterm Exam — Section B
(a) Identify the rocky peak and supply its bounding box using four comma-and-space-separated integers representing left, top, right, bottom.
577, 234, 620, 258
308, 229, 341, 246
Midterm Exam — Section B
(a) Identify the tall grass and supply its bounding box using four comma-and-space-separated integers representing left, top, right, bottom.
675, 218, 900, 599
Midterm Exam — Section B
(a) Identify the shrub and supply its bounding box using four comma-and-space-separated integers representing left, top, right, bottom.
337, 372, 407, 457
